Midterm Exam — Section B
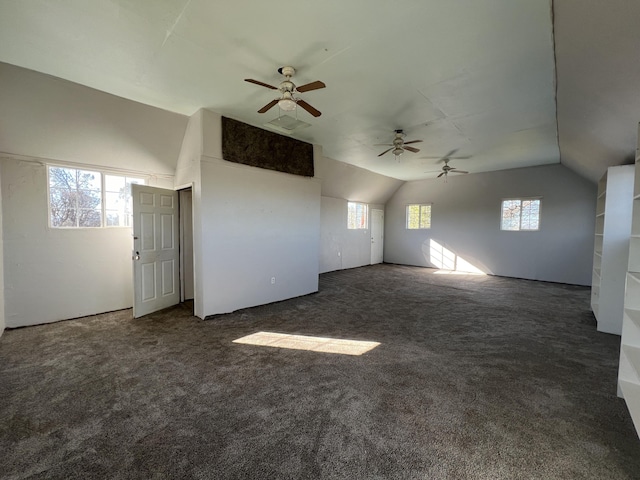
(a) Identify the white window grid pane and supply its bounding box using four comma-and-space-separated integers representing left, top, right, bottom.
50, 167, 146, 229
501, 198, 540, 231
348, 202, 368, 229
501, 200, 521, 230
406, 204, 431, 229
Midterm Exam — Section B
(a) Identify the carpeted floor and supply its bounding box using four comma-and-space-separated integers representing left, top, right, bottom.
0, 264, 638, 479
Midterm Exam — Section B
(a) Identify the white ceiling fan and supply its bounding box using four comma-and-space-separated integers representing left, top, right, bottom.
245, 66, 326, 117
375, 130, 423, 158
424, 149, 471, 180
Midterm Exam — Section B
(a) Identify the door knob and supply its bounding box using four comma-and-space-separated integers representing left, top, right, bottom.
133, 251, 140, 260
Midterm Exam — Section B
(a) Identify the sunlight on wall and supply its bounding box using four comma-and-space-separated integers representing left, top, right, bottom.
427, 239, 486, 275
233, 332, 380, 356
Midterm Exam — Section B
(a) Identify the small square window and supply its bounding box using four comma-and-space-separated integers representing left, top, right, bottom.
406, 204, 432, 229
501, 198, 541, 231
347, 202, 368, 229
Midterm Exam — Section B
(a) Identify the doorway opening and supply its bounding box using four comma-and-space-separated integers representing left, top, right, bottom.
179, 188, 194, 309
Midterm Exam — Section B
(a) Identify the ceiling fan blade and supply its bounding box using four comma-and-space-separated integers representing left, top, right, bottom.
297, 99, 322, 117
403, 140, 423, 145
373, 143, 393, 147
378, 147, 394, 157
437, 172, 446, 178
443, 148, 459, 158
258, 99, 279, 113
403, 146, 420, 153
296, 80, 326, 93
245, 78, 278, 90
451, 170, 469, 174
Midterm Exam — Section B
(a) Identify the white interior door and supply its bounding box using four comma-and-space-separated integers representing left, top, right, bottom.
371, 209, 384, 264
132, 184, 180, 318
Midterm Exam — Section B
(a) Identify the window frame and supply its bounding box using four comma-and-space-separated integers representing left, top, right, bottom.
500, 197, 542, 232
47, 164, 148, 229
347, 201, 369, 230
406, 203, 432, 230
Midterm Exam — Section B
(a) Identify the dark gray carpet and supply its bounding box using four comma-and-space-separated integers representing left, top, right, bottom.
0, 264, 638, 479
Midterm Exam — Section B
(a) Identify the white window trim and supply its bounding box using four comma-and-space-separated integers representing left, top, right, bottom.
47, 164, 149, 229
406, 203, 432, 230
500, 197, 542, 232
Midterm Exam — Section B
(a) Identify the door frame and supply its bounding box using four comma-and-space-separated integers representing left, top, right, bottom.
370, 208, 384, 264
178, 186, 194, 303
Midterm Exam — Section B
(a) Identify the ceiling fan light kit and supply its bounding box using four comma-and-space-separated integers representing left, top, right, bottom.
278, 93, 297, 111
245, 66, 326, 117
376, 130, 423, 158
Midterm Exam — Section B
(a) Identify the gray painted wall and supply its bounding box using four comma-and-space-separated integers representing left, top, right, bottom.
385, 164, 596, 285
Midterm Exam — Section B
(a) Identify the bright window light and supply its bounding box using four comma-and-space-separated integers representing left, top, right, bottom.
233, 332, 380, 356
406, 204, 431, 229
429, 239, 486, 275
501, 198, 541, 231
48, 165, 146, 229
347, 202, 368, 229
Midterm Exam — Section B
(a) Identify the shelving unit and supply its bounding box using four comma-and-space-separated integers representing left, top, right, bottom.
591, 165, 634, 334
619, 123, 640, 436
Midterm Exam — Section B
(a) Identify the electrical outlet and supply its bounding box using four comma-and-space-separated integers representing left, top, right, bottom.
271, 277, 276, 284
337, 252, 341, 257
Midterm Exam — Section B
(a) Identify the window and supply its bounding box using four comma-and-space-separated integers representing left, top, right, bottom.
48, 166, 145, 228
347, 202, 368, 229
406, 204, 432, 229
501, 198, 541, 231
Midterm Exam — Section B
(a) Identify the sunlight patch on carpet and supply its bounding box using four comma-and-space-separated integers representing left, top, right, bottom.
233, 332, 380, 356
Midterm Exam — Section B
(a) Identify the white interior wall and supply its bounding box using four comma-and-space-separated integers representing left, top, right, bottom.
0, 62, 187, 175
385, 164, 596, 285
0, 64, 187, 328
319, 197, 386, 273
1, 157, 175, 328
1, 158, 134, 327
193, 111, 320, 317
316, 151, 404, 273
174, 109, 204, 316
0, 167, 4, 336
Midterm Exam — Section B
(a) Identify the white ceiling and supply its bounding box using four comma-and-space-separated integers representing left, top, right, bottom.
0, 1, 636, 182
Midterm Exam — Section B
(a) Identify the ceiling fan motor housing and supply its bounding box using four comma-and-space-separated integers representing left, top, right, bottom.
278, 66, 295, 77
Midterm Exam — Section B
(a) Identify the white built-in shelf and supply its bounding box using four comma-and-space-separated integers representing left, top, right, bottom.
622, 344, 640, 380
623, 308, 640, 346
591, 165, 634, 335
619, 380, 640, 435
618, 123, 640, 438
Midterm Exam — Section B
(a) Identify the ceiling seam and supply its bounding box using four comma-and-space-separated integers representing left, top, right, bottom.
550, 0, 562, 167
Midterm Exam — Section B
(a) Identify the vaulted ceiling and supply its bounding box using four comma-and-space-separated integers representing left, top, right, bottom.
0, 0, 638, 182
